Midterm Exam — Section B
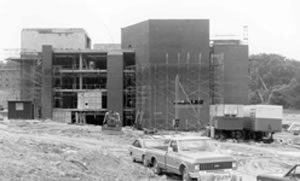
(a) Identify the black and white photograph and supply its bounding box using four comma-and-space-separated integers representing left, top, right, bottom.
0, 0, 299, 180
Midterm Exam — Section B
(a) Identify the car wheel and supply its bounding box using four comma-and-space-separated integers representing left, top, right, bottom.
152, 159, 161, 175
142, 156, 148, 167
182, 167, 191, 181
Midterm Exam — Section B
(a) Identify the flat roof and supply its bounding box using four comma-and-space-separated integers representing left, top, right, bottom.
53, 49, 134, 54
22, 28, 87, 33
22, 28, 91, 41
122, 19, 209, 29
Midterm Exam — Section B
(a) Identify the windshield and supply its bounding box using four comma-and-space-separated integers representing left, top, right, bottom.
178, 139, 216, 152
144, 140, 169, 148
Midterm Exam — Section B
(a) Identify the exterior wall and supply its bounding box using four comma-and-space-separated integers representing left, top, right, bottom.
122, 20, 210, 65
213, 44, 249, 104
107, 51, 124, 123
21, 28, 91, 52
148, 20, 210, 65
41, 45, 53, 119
121, 21, 150, 64
149, 20, 210, 128
122, 19, 210, 129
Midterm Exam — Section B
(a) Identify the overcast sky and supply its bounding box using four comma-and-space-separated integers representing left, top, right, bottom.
0, 0, 299, 61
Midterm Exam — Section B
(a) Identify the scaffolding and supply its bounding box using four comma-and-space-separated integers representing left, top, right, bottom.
123, 65, 136, 126
129, 53, 208, 130
210, 53, 224, 104
52, 53, 107, 124
124, 52, 225, 130
5, 49, 42, 118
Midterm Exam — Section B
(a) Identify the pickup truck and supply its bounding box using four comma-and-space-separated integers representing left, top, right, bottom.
145, 136, 237, 181
257, 164, 300, 181
128, 138, 169, 166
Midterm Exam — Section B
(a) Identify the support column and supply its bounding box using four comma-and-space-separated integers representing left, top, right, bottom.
79, 54, 83, 89
41, 45, 53, 119
107, 51, 123, 123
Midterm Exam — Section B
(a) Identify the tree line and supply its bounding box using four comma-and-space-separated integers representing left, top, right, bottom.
249, 53, 300, 109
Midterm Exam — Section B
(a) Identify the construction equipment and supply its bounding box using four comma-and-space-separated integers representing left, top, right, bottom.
102, 110, 123, 134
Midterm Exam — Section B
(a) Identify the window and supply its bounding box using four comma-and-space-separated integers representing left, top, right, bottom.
144, 140, 169, 148
170, 141, 178, 152
16, 103, 24, 111
179, 139, 216, 152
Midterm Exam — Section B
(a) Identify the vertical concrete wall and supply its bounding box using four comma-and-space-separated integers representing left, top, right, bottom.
22, 29, 90, 52
41, 45, 53, 119
214, 45, 249, 104
107, 52, 124, 123
148, 20, 210, 127
121, 21, 150, 64
122, 19, 211, 128
148, 20, 210, 65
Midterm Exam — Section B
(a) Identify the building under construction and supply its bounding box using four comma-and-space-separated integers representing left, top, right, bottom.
3, 19, 248, 130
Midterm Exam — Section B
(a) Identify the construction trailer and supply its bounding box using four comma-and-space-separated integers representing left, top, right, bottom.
8, 100, 34, 119
243, 104, 283, 140
210, 104, 283, 142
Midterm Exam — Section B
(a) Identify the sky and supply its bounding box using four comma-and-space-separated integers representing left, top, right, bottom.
0, 0, 299, 61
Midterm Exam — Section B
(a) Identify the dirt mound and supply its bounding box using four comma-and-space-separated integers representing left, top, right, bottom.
0, 121, 165, 181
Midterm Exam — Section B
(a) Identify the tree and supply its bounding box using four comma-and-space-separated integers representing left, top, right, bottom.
249, 53, 300, 109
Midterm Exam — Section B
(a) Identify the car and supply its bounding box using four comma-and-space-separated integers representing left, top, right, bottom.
145, 136, 237, 181
257, 164, 300, 181
128, 138, 170, 166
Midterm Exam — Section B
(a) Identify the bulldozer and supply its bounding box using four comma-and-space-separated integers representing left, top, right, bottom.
102, 110, 123, 134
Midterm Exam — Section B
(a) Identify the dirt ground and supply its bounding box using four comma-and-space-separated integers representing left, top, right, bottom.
0, 119, 299, 181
